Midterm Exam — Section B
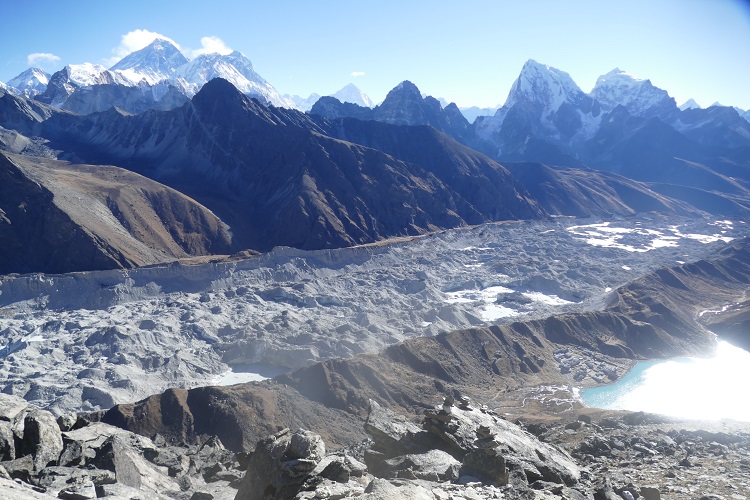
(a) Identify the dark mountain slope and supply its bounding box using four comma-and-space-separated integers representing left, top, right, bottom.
321, 117, 708, 219
0, 151, 231, 274
319, 117, 541, 222
40, 79, 545, 251
504, 162, 699, 217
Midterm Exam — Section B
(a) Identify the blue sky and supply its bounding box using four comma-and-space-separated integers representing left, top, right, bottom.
2, 0, 749, 109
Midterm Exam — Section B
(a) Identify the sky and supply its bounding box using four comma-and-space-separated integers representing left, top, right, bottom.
2, 0, 749, 109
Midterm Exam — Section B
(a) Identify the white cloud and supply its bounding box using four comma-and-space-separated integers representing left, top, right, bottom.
27, 52, 61, 68
189, 36, 233, 58
105, 29, 180, 67
351, 71, 365, 77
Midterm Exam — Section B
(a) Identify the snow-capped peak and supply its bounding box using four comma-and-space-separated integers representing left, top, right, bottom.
64, 63, 131, 87
331, 83, 373, 108
173, 51, 290, 107
6, 68, 50, 97
505, 59, 585, 112
679, 98, 701, 111
591, 68, 674, 117
283, 93, 322, 112
110, 38, 188, 85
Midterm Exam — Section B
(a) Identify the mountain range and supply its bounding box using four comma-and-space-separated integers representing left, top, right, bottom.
1, 38, 750, 274
2, 34, 750, 500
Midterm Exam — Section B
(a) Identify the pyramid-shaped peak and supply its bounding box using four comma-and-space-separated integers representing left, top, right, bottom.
332, 83, 373, 107
194, 77, 244, 99
506, 60, 583, 109
191, 77, 251, 111
150, 37, 179, 48
110, 36, 188, 85
392, 80, 421, 94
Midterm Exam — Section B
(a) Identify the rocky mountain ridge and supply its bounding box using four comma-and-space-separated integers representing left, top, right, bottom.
0, 151, 232, 274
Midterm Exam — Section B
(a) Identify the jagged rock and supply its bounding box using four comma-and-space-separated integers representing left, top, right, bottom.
422, 400, 580, 486
384, 449, 460, 482
234, 428, 326, 500
0, 394, 28, 422
58, 437, 84, 467
364, 400, 423, 457
95, 482, 150, 499
360, 478, 435, 499
0, 421, 15, 461
56, 413, 78, 432
462, 447, 508, 486
318, 455, 367, 483
62, 422, 157, 470
0, 476, 51, 499
2, 454, 34, 482
151, 447, 191, 477
56, 475, 97, 499
19, 409, 63, 471
312, 481, 367, 499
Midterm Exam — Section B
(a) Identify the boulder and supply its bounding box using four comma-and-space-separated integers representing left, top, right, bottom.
20, 409, 63, 470
0, 420, 15, 461
0, 394, 28, 422
318, 455, 367, 483
234, 428, 325, 500
359, 478, 435, 499
364, 400, 422, 457
422, 400, 580, 486
1, 454, 34, 482
383, 449, 461, 482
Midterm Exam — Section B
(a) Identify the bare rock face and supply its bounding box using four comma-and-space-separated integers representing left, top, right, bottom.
234, 428, 325, 500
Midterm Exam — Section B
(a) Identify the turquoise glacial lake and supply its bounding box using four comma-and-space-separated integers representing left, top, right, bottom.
581, 341, 750, 421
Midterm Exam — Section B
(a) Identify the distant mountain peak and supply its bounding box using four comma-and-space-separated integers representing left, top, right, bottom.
679, 98, 701, 111
331, 83, 373, 108
392, 80, 421, 93
505, 59, 585, 112
174, 51, 289, 107
6, 68, 50, 97
591, 68, 676, 118
110, 38, 189, 85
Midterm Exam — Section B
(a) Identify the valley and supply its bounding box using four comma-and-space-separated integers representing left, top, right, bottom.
1, 21, 750, 498
0, 214, 745, 416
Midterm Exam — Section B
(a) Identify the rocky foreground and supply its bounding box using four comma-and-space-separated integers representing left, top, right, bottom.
1, 392, 748, 499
